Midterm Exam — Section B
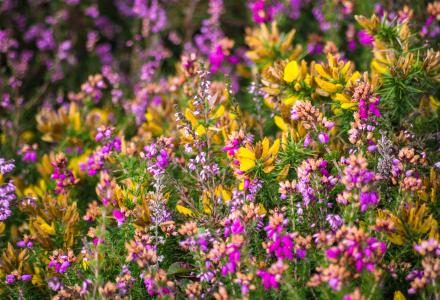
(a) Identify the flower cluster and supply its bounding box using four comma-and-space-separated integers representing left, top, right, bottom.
291, 100, 334, 145
48, 249, 77, 274
310, 226, 386, 291
51, 153, 79, 194
337, 154, 381, 212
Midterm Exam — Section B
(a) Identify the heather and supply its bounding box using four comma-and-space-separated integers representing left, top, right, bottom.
0, 0, 439, 299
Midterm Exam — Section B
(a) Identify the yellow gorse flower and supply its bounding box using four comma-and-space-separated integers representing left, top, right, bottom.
34, 217, 56, 235
282, 60, 313, 103
0, 243, 32, 281
313, 54, 361, 108
245, 22, 302, 67
284, 60, 300, 83
176, 204, 195, 217
28, 194, 79, 249
377, 204, 438, 245
236, 137, 280, 173
36, 103, 81, 143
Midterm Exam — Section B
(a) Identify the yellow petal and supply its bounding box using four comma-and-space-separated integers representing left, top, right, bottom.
82, 260, 89, 270
327, 53, 336, 68
263, 165, 274, 173
239, 180, 245, 190
314, 64, 331, 79
237, 147, 256, 160
315, 76, 342, 93
221, 189, 232, 202
393, 291, 406, 300
145, 112, 153, 121
185, 109, 198, 127
258, 203, 267, 215
176, 205, 195, 216
212, 105, 225, 119
202, 192, 212, 215
341, 61, 351, 76
239, 158, 256, 172
283, 95, 298, 105
36, 217, 56, 235
371, 60, 388, 75
333, 93, 351, 103
261, 138, 270, 159
283, 60, 300, 83
269, 139, 280, 156
274, 116, 289, 132
264, 97, 276, 109
341, 102, 358, 109
69, 103, 81, 132
429, 95, 440, 110
276, 165, 290, 180
347, 71, 361, 86
196, 125, 206, 136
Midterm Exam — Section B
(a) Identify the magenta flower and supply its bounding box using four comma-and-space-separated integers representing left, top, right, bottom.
318, 132, 329, 144
5, 274, 15, 284
209, 45, 225, 73
304, 134, 312, 148
359, 191, 379, 212
326, 247, 341, 259
113, 209, 125, 226
251, 1, 274, 24
156, 149, 169, 169
21, 274, 32, 281
231, 219, 244, 234
268, 234, 295, 260
358, 30, 374, 45
257, 270, 278, 289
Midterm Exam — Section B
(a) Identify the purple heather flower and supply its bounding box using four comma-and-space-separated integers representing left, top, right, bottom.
48, 276, 62, 291
318, 132, 329, 144
304, 134, 312, 148
22, 149, 37, 162
312, 6, 331, 32
231, 219, 244, 235
257, 270, 278, 290
348, 39, 356, 51
326, 247, 341, 259
209, 45, 225, 72
0, 158, 14, 174
326, 214, 343, 231
359, 191, 379, 212
251, 1, 274, 24
328, 277, 341, 290
156, 149, 169, 169
17, 240, 33, 248
194, 0, 225, 67
358, 30, 374, 45
133, 0, 167, 33
5, 274, 15, 284
113, 209, 125, 226
59, 261, 71, 273
268, 235, 295, 260
289, 0, 302, 20
21, 274, 32, 281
